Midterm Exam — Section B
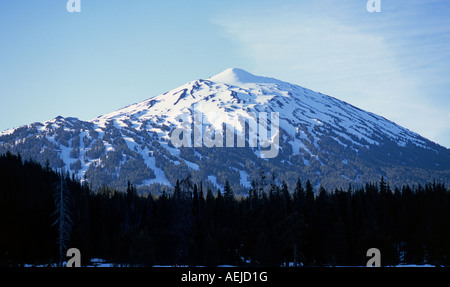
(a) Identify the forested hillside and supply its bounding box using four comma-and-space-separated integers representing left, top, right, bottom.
2, 69, 449, 194
1, 152, 449, 266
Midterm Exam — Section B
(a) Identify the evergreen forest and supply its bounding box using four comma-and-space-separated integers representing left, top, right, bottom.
1, 152, 450, 267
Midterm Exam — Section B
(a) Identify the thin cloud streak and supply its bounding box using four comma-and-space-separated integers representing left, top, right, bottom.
213, 2, 450, 148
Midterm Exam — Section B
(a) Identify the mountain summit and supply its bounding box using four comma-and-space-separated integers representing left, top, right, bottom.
208, 68, 281, 85
1, 69, 449, 193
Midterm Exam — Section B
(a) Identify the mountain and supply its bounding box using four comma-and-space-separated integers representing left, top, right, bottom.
1, 68, 449, 193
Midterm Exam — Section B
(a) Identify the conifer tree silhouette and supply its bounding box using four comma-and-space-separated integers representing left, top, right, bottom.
52, 170, 73, 267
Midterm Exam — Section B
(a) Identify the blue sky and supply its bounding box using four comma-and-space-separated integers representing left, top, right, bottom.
0, 0, 449, 148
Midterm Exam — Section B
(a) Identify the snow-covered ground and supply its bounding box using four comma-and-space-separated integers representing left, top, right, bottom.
2, 68, 447, 191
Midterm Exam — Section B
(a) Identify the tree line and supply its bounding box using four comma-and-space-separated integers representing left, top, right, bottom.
1, 151, 449, 266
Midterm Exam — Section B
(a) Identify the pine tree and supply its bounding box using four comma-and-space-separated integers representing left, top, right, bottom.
280, 181, 290, 217
192, 183, 199, 219
224, 179, 233, 201
52, 170, 73, 267
293, 178, 305, 210
172, 175, 194, 265
173, 179, 181, 199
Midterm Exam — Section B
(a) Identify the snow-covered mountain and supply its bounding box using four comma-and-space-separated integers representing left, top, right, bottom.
1, 68, 449, 193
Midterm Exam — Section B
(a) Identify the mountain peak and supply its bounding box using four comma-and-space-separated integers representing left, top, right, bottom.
1, 69, 449, 193
208, 68, 279, 85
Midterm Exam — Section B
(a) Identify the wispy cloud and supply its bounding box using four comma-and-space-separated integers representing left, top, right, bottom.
213, 1, 450, 147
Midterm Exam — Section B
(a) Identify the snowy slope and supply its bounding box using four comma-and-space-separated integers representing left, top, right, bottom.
1, 68, 449, 193
96, 68, 431, 151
